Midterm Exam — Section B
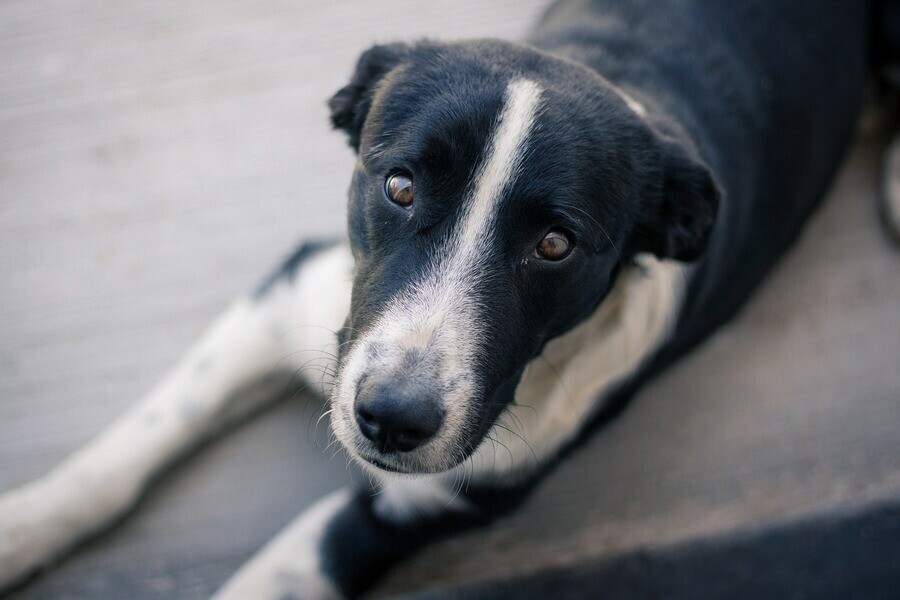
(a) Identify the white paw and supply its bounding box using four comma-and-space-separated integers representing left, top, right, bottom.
211, 489, 352, 600
0, 479, 64, 590
0, 468, 139, 591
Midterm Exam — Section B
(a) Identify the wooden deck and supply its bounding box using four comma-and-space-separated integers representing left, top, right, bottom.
1, 1, 898, 598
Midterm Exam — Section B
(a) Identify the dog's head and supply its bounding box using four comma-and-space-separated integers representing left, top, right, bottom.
327, 40, 719, 474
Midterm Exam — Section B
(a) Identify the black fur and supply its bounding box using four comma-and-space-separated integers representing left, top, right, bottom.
319, 492, 488, 598
328, 43, 411, 152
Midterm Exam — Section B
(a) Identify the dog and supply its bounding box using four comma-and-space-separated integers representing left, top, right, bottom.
1, 0, 896, 597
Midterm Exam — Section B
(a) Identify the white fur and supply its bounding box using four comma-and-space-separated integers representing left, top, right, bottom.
0, 243, 353, 592
331, 79, 544, 473
619, 89, 647, 117
212, 488, 351, 600
274, 244, 355, 393
369, 474, 472, 523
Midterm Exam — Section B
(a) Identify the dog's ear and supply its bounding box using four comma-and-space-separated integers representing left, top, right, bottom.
632, 137, 721, 262
328, 43, 410, 152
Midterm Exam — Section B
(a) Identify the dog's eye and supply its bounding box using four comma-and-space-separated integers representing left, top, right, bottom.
385, 173, 414, 207
533, 230, 573, 261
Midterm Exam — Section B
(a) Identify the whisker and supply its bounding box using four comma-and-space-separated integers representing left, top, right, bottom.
313, 408, 334, 448
487, 432, 516, 473
504, 406, 528, 436
494, 420, 538, 467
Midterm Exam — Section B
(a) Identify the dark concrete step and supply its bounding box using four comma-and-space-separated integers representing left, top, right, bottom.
400, 498, 900, 600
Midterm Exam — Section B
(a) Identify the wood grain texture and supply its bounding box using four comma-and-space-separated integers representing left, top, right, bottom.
0, 1, 898, 598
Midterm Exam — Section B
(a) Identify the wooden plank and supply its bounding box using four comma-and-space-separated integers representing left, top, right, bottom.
0, 1, 898, 598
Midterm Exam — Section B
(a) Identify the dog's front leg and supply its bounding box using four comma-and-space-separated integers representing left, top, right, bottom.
0, 241, 353, 591
212, 475, 484, 600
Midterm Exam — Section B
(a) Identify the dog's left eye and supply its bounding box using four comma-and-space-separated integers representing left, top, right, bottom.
533, 229, 573, 261
385, 173, 414, 207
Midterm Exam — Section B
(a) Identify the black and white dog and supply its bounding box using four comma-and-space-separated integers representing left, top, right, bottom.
1, 0, 894, 598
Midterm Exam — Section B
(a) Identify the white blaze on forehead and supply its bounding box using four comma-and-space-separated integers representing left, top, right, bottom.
456, 77, 543, 257
392, 76, 544, 339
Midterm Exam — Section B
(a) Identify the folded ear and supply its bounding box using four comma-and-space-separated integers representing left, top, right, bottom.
633, 137, 721, 262
328, 43, 410, 152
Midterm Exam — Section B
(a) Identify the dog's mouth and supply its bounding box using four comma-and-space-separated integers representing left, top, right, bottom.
345, 449, 445, 476
343, 431, 474, 475
357, 453, 413, 474
351, 445, 487, 476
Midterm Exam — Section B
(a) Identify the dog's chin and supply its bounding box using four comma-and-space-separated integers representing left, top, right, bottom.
351, 448, 463, 475
359, 454, 419, 475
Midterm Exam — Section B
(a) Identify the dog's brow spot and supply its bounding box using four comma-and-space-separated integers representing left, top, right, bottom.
622, 92, 646, 117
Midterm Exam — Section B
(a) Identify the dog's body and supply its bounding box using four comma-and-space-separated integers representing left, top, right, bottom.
0, 1, 887, 598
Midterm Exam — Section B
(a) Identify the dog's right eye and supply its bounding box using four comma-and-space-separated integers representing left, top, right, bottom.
385, 173, 414, 207
533, 229, 573, 261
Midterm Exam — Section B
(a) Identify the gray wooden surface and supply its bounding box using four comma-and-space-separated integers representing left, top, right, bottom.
0, 1, 898, 598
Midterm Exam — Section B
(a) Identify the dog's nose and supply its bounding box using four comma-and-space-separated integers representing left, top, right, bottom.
354, 376, 442, 453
